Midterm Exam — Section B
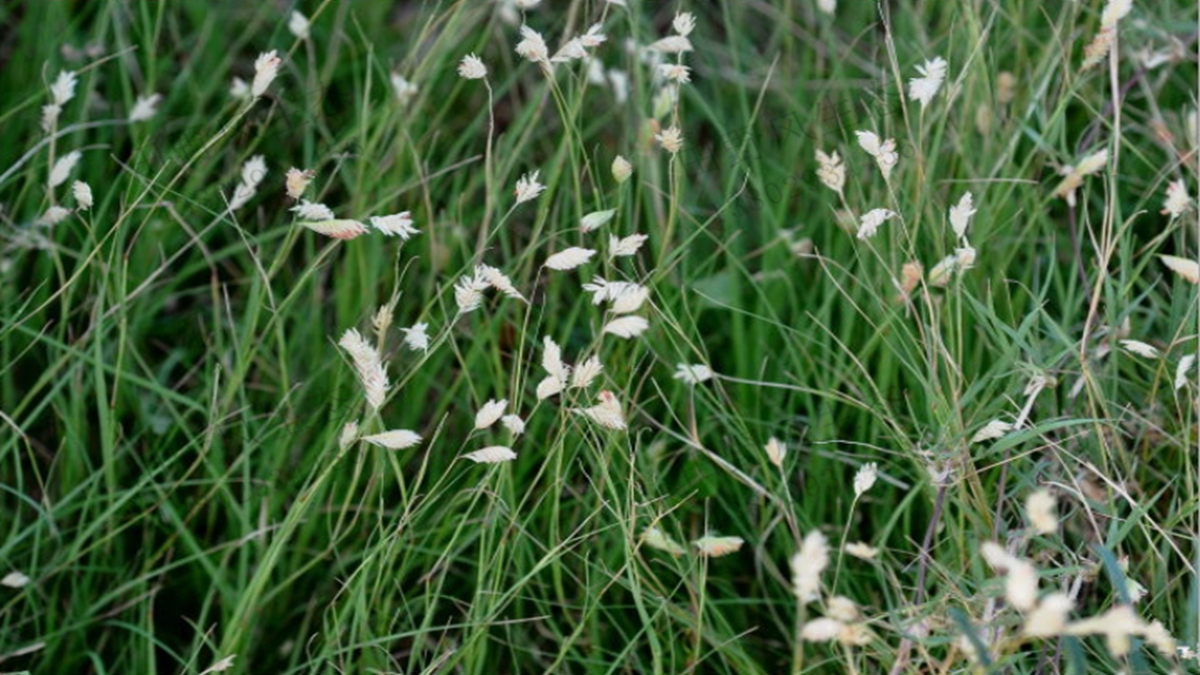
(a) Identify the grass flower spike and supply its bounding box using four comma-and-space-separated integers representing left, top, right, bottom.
463, 446, 518, 464
908, 56, 948, 107
458, 54, 487, 80
338, 328, 389, 410
362, 430, 422, 449
251, 51, 281, 97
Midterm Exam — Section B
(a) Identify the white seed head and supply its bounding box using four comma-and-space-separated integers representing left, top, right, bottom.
856, 208, 896, 240
1160, 254, 1200, 284
815, 149, 845, 195
339, 420, 360, 448
454, 273, 490, 313
855, 131, 899, 180
1163, 180, 1192, 218
853, 462, 878, 497
581, 209, 617, 232
251, 50, 282, 97
570, 355, 604, 389
655, 126, 684, 154
48, 150, 81, 188
572, 390, 626, 429
71, 180, 93, 210
370, 212, 420, 240
514, 170, 546, 204
673, 363, 713, 386
844, 541, 878, 560
641, 527, 686, 556
1025, 489, 1058, 535
817, 0, 836, 15
1, 571, 30, 588
288, 11, 311, 40
515, 25, 550, 63
1175, 353, 1195, 390
301, 219, 367, 240
338, 328, 389, 410
391, 72, 418, 105
647, 35, 693, 54
612, 155, 633, 183
764, 437, 786, 467
544, 247, 597, 271
673, 12, 696, 36
474, 399, 508, 430
693, 535, 744, 557
608, 233, 648, 259
501, 414, 525, 436
285, 167, 315, 199
1024, 592, 1074, 637
458, 53, 488, 80
907, 56, 948, 107
49, 69, 78, 106
657, 63, 691, 84
827, 596, 860, 623
463, 446, 518, 464
610, 285, 650, 314
402, 323, 430, 352
292, 200, 336, 221
38, 206, 72, 226
949, 191, 975, 239
477, 264, 526, 301
800, 618, 845, 642
362, 429, 422, 449
791, 530, 830, 603
1120, 339, 1160, 359
602, 316, 649, 339
128, 93, 162, 122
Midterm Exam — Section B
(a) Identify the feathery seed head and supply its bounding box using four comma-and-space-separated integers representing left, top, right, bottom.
288, 11, 310, 40
72, 181, 93, 210
129, 93, 162, 122
673, 363, 713, 385
370, 212, 420, 239
251, 51, 281, 97
611, 155, 633, 183
285, 168, 315, 199
458, 53, 488, 79
764, 437, 786, 467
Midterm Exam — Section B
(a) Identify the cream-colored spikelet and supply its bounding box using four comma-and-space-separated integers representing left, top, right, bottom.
612, 155, 633, 183
580, 209, 617, 232
369, 212, 419, 240
570, 356, 603, 389
288, 11, 310, 39
1163, 180, 1191, 218
458, 54, 488, 80
515, 25, 550, 64
474, 399, 508, 430
655, 126, 684, 154
844, 542, 878, 560
907, 56, 948, 107
501, 414, 525, 436
971, 419, 1013, 443
764, 437, 786, 467
72, 181, 93, 210
362, 430, 422, 449
285, 168, 315, 199
856, 208, 895, 240
1025, 489, 1058, 534
477, 264, 525, 301
855, 131, 898, 180
514, 170, 546, 203
949, 191, 975, 240
129, 93, 162, 122
463, 446, 518, 464
338, 328, 389, 410
1175, 354, 1195, 390
641, 527, 687, 556
48, 150, 81, 188
301, 219, 368, 240
401, 323, 430, 352
1159, 255, 1199, 284
610, 285, 650, 314
1023, 592, 1074, 637
251, 51, 281, 97
673, 363, 712, 386
1119, 339, 1159, 359
609, 233, 648, 259
815, 149, 845, 197
602, 316, 649, 339
693, 535, 744, 557
537, 336, 569, 399
1066, 605, 1145, 657
980, 542, 1038, 611
228, 155, 267, 211
573, 390, 626, 430
791, 530, 829, 603
1081, 0, 1133, 70
853, 463, 878, 497
1053, 149, 1108, 206
544, 247, 597, 270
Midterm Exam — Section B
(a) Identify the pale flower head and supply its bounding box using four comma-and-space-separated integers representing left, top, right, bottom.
764, 437, 786, 467
463, 446, 518, 464
501, 414, 525, 436
612, 155, 633, 183
251, 50, 282, 97
673, 363, 713, 386
369, 212, 420, 240
856, 208, 895, 240
1120, 339, 1159, 359
362, 429, 422, 449
391, 72, 418, 105
285, 167, 315, 199
608, 233, 648, 258
475, 399, 508, 430
1025, 489, 1058, 534
672, 12, 696, 37
49, 69, 78, 106
908, 56, 948, 107
791, 530, 829, 603
573, 390, 626, 430
401, 322, 430, 352
693, 535, 744, 557
515, 25, 549, 63
288, 11, 311, 40
844, 541, 878, 560
458, 53, 488, 80
72, 180, 93, 210
641, 526, 686, 556
1023, 593, 1074, 637
129, 93, 162, 122
602, 316, 649, 339
1163, 180, 1192, 219
853, 462, 878, 497
655, 126, 684, 154
48, 150, 81, 188
949, 191, 975, 239
815, 149, 845, 196
514, 170, 546, 204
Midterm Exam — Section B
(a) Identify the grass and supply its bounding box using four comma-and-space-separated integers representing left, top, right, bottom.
0, 0, 1197, 673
